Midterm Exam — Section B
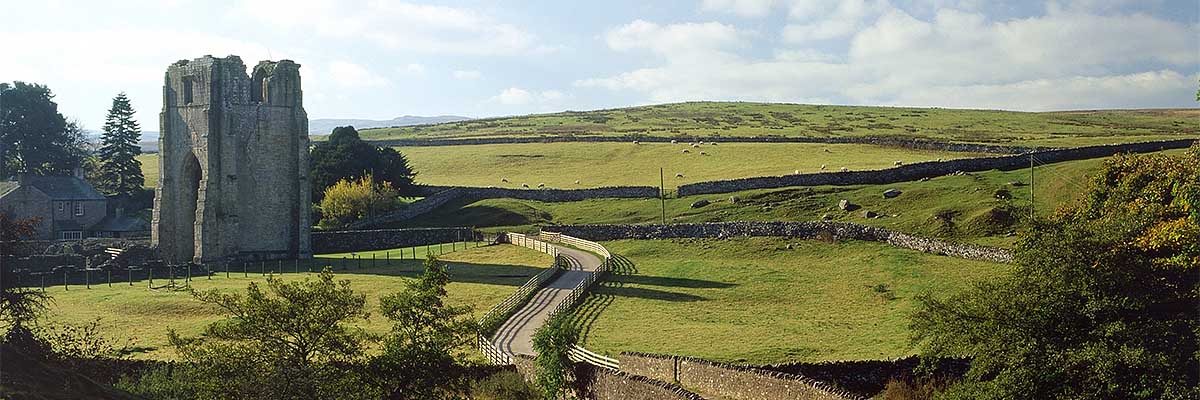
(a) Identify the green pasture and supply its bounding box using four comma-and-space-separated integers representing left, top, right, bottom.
569, 238, 1007, 364
355, 101, 1197, 147
393, 151, 1158, 247
398, 142, 982, 189
136, 153, 157, 188
40, 244, 552, 360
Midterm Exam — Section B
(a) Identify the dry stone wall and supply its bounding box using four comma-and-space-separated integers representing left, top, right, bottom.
350, 185, 658, 229
369, 135, 1043, 154
753, 356, 970, 398
677, 139, 1194, 196
618, 352, 860, 400
573, 363, 708, 400
310, 227, 478, 254
542, 221, 1012, 263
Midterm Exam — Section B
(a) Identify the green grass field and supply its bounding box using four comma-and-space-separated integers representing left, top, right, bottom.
41, 244, 552, 360
136, 153, 157, 188
569, 238, 1007, 364
398, 142, 983, 189
355, 102, 1197, 147
391, 151, 1157, 247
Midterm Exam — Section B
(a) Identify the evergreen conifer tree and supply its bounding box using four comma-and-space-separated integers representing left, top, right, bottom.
96, 92, 143, 196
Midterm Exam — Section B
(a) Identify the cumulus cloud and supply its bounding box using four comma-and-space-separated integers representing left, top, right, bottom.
700, 0, 780, 17
453, 70, 482, 80
231, 0, 542, 55
328, 61, 390, 88
490, 87, 566, 105
578, 6, 1199, 111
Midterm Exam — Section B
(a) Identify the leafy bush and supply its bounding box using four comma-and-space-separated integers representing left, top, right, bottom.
470, 370, 538, 400
318, 174, 401, 229
532, 314, 577, 399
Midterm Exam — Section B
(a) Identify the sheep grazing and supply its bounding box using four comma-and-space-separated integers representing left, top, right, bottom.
937, 158, 944, 162
671, 139, 678, 144
823, 149, 831, 153
820, 164, 827, 170
894, 161, 904, 166
692, 144, 700, 148
633, 140, 640, 145
699, 151, 707, 155
794, 170, 800, 175
840, 167, 849, 172
682, 149, 690, 154
698, 140, 704, 145
522, 183, 529, 188
501, 178, 509, 183
537, 183, 545, 188
574, 180, 581, 184
711, 142, 718, 146
675, 173, 684, 178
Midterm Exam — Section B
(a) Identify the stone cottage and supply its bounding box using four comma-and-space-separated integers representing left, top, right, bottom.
0, 173, 149, 240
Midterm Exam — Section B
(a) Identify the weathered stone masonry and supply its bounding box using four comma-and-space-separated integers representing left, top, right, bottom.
152, 55, 311, 263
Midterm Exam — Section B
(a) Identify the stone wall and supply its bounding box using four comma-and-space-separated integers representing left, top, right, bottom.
370, 135, 1042, 154
754, 356, 970, 399
573, 363, 707, 400
618, 352, 859, 400
310, 227, 479, 254
350, 185, 658, 229
543, 221, 1012, 263
676, 139, 1194, 196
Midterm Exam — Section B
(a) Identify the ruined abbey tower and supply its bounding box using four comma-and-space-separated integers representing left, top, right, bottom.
152, 55, 311, 263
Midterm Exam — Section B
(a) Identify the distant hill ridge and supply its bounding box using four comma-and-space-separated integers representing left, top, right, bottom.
309, 115, 471, 135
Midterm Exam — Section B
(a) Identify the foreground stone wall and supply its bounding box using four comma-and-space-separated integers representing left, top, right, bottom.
573, 363, 707, 400
310, 227, 479, 254
543, 221, 1012, 263
370, 135, 1041, 154
618, 352, 859, 400
754, 356, 970, 398
676, 139, 1194, 196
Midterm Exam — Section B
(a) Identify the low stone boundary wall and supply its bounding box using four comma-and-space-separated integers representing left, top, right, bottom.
369, 135, 1043, 154
676, 139, 1194, 196
543, 221, 1012, 263
753, 356, 970, 398
310, 227, 479, 254
574, 363, 707, 400
618, 352, 859, 400
350, 185, 658, 229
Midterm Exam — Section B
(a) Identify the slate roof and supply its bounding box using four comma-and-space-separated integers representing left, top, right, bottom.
0, 176, 106, 201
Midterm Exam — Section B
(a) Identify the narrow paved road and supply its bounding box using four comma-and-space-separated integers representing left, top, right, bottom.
492, 245, 603, 356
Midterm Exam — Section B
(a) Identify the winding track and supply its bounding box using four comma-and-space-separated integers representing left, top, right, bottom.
491, 245, 603, 356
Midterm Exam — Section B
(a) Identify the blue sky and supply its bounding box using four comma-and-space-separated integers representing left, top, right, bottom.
2, 0, 1197, 132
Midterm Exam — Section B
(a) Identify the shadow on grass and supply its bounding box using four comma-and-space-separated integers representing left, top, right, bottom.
314, 260, 548, 287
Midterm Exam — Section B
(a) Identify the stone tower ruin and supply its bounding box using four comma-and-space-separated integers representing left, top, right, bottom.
152, 55, 311, 263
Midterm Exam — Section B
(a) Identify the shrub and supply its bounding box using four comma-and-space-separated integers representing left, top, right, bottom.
470, 370, 538, 400
318, 174, 401, 229
532, 314, 577, 399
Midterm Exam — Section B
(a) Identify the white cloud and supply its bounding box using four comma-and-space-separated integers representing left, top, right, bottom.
700, 0, 780, 17
404, 63, 426, 74
490, 87, 566, 105
580, 8, 1199, 111
782, 0, 888, 42
328, 61, 390, 88
231, 0, 541, 55
453, 70, 482, 80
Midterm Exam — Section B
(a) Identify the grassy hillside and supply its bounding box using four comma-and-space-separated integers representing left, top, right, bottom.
570, 237, 1006, 364
392, 151, 1163, 248
42, 244, 551, 360
399, 142, 981, 189
358, 102, 1198, 147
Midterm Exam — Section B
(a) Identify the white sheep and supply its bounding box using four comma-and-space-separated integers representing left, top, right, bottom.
671, 139, 678, 144
692, 144, 700, 148
894, 161, 904, 166
711, 142, 718, 146
820, 164, 827, 170
840, 167, 849, 172
698, 140, 704, 145
633, 140, 640, 145
574, 180, 581, 184
699, 151, 707, 155
794, 170, 800, 175
823, 149, 831, 153
675, 173, 684, 178
537, 183, 545, 188
937, 158, 944, 162
501, 178, 509, 183
522, 183, 529, 188
682, 149, 690, 154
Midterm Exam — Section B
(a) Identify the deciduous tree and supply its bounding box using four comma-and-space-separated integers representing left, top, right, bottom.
310, 126, 416, 202
0, 82, 88, 176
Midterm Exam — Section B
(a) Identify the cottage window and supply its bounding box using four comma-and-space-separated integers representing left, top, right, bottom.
59, 231, 82, 240
74, 202, 84, 216
57, 202, 64, 212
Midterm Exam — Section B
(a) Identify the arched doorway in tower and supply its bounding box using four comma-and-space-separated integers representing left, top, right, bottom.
180, 152, 202, 262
